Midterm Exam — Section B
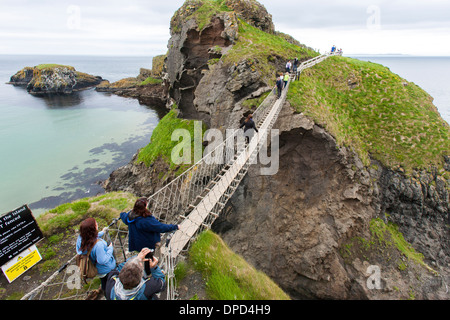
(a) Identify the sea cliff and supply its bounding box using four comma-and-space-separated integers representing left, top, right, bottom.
104, 0, 449, 300
9, 0, 448, 301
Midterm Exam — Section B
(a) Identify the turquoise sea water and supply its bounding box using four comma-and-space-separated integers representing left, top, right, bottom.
0, 55, 165, 216
0, 55, 448, 217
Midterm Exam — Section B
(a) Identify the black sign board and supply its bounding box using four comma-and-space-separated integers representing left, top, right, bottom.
0, 205, 44, 266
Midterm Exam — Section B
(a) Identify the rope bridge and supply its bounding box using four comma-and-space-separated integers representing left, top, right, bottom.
21, 52, 336, 300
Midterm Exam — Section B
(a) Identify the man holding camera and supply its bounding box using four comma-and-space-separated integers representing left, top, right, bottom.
105, 248, 165, 300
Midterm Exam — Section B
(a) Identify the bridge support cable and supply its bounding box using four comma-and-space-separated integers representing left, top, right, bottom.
21, 52, 335, 300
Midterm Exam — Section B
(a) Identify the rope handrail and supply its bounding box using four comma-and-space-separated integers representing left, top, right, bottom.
147, 85, 276, 201
21, 51, 337, 301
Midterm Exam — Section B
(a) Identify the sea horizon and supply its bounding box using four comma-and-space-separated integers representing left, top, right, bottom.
0, 54, 448, 217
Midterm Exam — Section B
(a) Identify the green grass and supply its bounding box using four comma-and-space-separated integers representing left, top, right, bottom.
223, 19, 318, 84
369, 218, 425, 265
340, 217, 436, 275
188, 230, 290, 300
171, 0, 231, 33
287, 56, 450, 174
139, 76, 163, 86
242, 91, 270, 110
36, 64, 74, 70
136, 109, 206, 174
37, 192, 137, 236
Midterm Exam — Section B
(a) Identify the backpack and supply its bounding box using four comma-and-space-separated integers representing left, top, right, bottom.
76, 239, 99, 283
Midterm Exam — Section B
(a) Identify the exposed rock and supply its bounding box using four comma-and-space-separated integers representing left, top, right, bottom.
150, 55, 167, 78
167, 13, 238, 124
95, 68, 169, 110
213, 106, 377, 299
212, 102, 450, 299
8, 65, 104, 95
9, 67, 34, 85
377, 168, 450, 274
96, 80, 169, 110
104, 0, 450, 300
103, 153, 179, 203
224, 0, 274, 33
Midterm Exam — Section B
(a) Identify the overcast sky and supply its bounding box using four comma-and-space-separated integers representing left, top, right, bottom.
0, 0, 449, 57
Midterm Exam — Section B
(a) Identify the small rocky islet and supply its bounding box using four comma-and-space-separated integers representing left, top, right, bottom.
8, 64, 105, 95
7, 62, 167, 107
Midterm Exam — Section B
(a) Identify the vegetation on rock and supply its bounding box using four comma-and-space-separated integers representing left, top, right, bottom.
136, 108, 206, 175
288, 56, 450, 175
177, 230, 290, 300
9, 64, 103, 95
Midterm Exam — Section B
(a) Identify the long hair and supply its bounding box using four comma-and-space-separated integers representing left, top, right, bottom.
80, 217, 98, 252
133, 197, 151, 218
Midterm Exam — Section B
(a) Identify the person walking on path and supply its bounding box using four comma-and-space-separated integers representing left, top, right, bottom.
240, 113, 259, 144
120, 198, 179, 253
276, 75, 283, 98
76, 217, 117, 298
285, 60, 292, 73
283, 72, 290, 89
293, 57, 299, 73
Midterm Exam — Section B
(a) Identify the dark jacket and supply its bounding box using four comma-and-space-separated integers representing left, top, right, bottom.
240, 118, 259, 133
120, 210, 178, 251
276, 79, 283, 89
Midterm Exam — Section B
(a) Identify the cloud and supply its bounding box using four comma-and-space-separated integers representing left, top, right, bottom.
259, 0, 450, 55
0, 0, 180, 56
260, 0, 450, 29
0, 0, 449, 56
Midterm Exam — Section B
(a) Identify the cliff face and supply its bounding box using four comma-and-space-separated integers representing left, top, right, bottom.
95, 66, 169, 110
105, 0, 316, 193
213, 104, 449, 299
105, 0, 450, 300
165, 0, 312, 129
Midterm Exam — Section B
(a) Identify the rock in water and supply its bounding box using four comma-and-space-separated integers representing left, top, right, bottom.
8, 64, 105, 95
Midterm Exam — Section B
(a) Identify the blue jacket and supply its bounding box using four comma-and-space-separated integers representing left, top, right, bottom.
120, 211, 178, 251
76, 232, 116, 275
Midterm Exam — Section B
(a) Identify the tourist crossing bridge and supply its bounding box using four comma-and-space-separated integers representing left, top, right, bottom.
21, 52, 338, 300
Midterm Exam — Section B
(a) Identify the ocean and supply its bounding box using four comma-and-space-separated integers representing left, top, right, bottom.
0, 55, 448, 217
0, 55, 165, 216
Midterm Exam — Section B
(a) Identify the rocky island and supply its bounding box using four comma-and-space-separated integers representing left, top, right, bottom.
103, 0, 450, 300
8, 64, 104, 95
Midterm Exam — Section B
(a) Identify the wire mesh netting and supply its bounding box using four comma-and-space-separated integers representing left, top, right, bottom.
21, 53, 334, 300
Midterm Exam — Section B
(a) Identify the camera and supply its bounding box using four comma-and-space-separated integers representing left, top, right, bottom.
144, 249, 155, 277
145, 249, 154, 261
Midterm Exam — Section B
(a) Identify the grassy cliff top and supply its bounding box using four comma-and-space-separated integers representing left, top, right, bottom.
35, 64, 75, 71
288, 56, 450, 175
223, 19, 317, 83
171, 0, 231, 33
177, 230, 290, 300
136, 109, 207, 175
